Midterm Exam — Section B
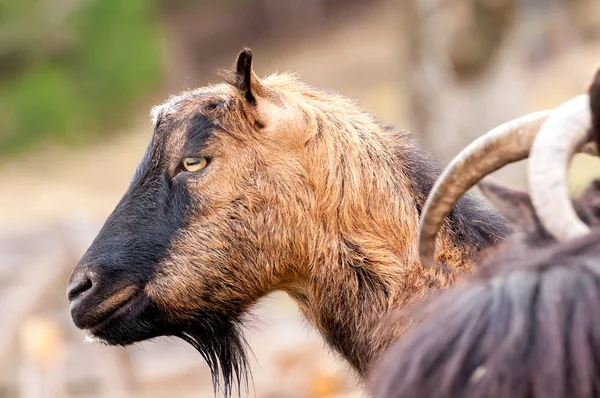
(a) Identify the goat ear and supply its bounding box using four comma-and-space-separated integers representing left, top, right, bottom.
589, 68, 600, 150
234, 48, 261, 104
578, 178, 600, 225
477, 178, 537, 230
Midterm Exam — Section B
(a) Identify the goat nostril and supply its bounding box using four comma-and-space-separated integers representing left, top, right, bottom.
67, 273, 94, 302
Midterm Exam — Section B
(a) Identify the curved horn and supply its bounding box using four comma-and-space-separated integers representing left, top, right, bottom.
528, 94, 596, 241
418, 111, 551, 268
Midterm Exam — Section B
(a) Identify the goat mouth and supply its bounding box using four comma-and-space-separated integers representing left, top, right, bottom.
84, 291, 145, 337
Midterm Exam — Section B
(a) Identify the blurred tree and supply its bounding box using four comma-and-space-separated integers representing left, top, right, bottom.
0, 0, 162, 157
570, 0, 600, 40
446, 0, 516, 80
399, 0, 529, 186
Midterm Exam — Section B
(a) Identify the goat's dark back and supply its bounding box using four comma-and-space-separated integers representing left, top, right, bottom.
590, 69, 600, 148
370, 173, 600, 397
371, 72, 600, 398
371, 227, 600, 398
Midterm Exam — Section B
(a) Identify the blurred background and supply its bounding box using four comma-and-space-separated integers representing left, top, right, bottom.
1, 0, 599, 397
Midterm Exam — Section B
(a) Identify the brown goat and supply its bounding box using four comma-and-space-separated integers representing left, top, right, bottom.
371, 71, 600, 398
66, 49, 509, 394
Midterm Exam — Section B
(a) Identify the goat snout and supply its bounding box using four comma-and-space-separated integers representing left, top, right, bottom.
67, 263, 142, 332
67, 266, 95, 303
67, 265, 107, 329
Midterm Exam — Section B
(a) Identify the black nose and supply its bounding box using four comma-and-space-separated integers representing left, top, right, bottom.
67, 268, 94, 303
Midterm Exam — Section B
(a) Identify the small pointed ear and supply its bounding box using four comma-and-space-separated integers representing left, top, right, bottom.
578, 178, 600, 225
234, 48, 260, 104
477, 178, 537, 230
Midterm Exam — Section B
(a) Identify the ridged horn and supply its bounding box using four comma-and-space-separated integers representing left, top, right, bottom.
418, 111, 551, 268
528, 94, 596, 241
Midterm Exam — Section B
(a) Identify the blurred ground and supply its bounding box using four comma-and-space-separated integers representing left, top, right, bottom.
1, 1, 600, 397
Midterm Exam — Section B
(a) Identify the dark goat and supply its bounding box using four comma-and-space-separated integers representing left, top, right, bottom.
371, 72, 600, 398
372, 181, 600, 398
591, 69, 600, 149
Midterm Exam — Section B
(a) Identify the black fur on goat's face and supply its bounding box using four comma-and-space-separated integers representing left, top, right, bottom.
65, 50, 303, 396
370, 179, 600, 398
66, 115, 252, 394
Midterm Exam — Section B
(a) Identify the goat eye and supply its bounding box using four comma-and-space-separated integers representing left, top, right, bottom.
182, 157, 208, 172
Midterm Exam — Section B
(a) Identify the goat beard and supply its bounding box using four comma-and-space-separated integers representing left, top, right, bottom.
174, 312, 251, 397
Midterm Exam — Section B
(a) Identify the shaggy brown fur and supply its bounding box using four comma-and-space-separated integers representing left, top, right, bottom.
67, 49, 509, 394
370, 178, 600, 398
